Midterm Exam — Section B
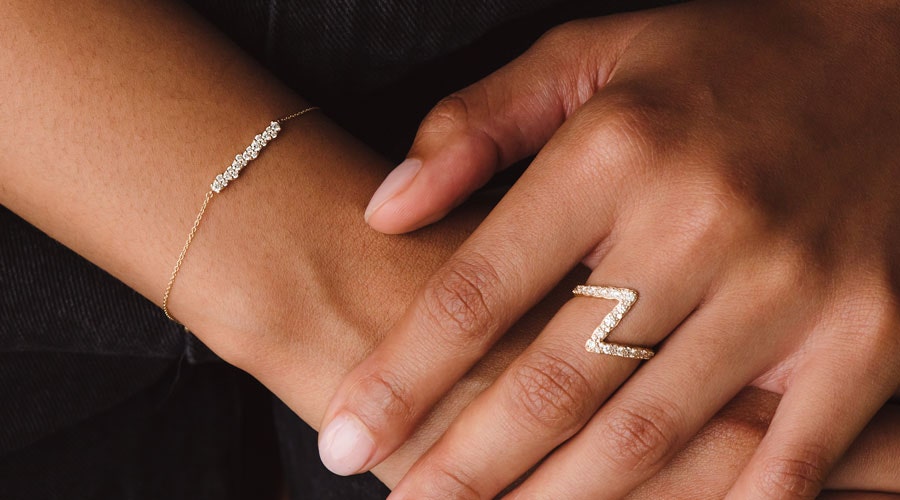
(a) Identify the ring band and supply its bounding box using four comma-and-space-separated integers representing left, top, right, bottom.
573, 285, 655, 360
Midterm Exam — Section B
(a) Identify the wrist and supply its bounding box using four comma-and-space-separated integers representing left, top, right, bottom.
174, 115, 394, 378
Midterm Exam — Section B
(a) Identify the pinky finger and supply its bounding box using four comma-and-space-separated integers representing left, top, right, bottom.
726, 334, 900, 500
827, 403, 900, 493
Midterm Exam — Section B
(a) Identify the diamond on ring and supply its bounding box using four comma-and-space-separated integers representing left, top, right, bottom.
572, 285, 655, 360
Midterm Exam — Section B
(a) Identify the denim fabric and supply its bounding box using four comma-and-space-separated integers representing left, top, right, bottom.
184, 0, 572, 98
0, 0, 677, 498
0, 361, 281, 500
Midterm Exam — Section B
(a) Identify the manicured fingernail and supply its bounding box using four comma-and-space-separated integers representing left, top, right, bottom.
318, 412, 376, 476
364, 158, 422, 222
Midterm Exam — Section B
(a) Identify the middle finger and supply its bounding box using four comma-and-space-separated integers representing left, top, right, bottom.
388, 219, 716, 499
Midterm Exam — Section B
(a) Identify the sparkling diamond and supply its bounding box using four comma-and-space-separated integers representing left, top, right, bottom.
574, 285, 642, 355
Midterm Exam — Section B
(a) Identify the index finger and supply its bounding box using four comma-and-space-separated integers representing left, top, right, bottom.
316, 102, 632, 476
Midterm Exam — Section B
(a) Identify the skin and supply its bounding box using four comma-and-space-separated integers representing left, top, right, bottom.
0, 0, 897, 498
629, 391, 900, 499
322, 0, 900, 499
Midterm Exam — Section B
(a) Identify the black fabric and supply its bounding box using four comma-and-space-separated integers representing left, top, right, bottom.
185, 0, 571, 97
0, 352, 171, 455
0, 205, 219, 457
0, 360, 281, 500
0, 0, 678, 498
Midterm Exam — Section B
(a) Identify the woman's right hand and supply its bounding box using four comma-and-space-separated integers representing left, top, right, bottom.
3, 1, 897, 497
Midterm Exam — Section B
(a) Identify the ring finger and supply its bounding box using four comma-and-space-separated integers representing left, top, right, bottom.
388, 221, 718, 499
510, 281, 778, 499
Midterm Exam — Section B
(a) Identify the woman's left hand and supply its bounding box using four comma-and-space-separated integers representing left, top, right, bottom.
319, 1, 900, 498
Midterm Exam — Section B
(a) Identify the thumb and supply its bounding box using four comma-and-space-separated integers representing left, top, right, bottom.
364, 20, 625, 234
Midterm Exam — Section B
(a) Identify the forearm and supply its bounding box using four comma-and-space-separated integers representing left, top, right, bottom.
0, 0, 335, 309
1, 0, 374, 418
0, 0, 549, 485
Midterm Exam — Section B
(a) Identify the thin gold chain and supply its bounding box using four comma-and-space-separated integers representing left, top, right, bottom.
161, 106, 319, 322
162, 190, 214, 321
276, 106, 320, 123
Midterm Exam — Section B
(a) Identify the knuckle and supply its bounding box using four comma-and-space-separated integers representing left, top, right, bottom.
870, 303, 900, 353
599, 398, 682, 472
507, 350, 593, 432
568, 86, 673, 181
420, 253, 500, 350
771, 251, 815, 299
746, 244, 817, 309
534, 19, 592, 54
684, 188, 735, 231
828, 282, 900, 379
835, 280, 898, 345
757, 452, 828, 499
418, 461, 483, 500
660, 192, 737, 250
422, 93, 471, 135
350, 370, 416, 428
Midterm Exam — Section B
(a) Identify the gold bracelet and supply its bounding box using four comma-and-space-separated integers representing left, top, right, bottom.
161, 106, 320, 322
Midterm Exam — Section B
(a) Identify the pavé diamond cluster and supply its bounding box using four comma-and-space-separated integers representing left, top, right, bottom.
210, 121, 281, 193
572, 285, 655, 360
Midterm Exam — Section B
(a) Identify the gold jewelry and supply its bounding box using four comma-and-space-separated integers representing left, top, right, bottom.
572, 285, 655, 360
161, 106, 320, 322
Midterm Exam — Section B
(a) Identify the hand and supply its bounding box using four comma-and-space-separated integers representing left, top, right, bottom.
320, 1, 900, 498
627, 390, 900, 499
8, 0, 896, 496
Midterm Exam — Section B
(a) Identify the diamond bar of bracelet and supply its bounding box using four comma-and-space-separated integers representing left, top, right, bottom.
211, 107, 320, 193
210, 120, 279, 193
162, 106, 319, 322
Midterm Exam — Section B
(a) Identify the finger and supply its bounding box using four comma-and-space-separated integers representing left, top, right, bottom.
623, 387, 781, 500
827, 403, 900, 492
726, 322, 900, 499
364, 18, 639, 234
627, 393, 900, 500
385, 218, 725, 498
319, 86, 667, 477
508, 287, 776, 500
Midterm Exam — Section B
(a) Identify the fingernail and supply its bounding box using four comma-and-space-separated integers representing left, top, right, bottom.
365, 158, 422, 222
318, 412, 376, 476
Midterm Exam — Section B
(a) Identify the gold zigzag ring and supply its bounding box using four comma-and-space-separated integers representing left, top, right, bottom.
572, 285, 655, 360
